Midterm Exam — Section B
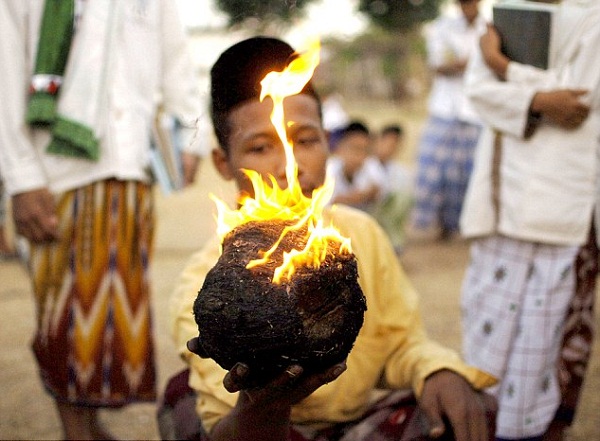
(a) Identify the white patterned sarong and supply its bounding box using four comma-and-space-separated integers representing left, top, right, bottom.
461, 235, 578, 439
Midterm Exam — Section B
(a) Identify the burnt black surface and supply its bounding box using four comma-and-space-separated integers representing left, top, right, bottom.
193, 220, 366, 387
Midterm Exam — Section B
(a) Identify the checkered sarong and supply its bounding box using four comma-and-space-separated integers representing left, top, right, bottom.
411, 116, 481, 234
461, 235, 578, 439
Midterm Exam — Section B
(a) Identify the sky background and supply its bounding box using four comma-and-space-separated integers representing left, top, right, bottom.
176, 0, 496, 37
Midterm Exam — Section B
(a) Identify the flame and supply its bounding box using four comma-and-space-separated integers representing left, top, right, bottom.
212, 37, 352, 284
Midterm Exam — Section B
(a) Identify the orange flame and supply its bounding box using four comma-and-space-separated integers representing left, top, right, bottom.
212, 37, 352, 284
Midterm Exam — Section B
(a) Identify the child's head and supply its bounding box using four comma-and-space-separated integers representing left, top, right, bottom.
457, 0, 480, 23
334, 121, 372, 177
209, 37, 329, 198
374, 124, 404, 163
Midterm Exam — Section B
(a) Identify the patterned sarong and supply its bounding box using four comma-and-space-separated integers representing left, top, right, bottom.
554, 227, 598, 425
461, 235, 578, 438
411, 116, 481, 235
30, 179, 156, 407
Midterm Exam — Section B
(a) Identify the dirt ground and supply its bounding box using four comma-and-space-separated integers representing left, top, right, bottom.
1, 101, 598, 440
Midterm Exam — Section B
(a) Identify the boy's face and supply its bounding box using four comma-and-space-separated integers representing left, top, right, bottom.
336, 132, 371, 176
374, 133, 400, 163
212, 94, 329, 198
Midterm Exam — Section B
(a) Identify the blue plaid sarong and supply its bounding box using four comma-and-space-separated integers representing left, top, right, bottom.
411, 116, 481, 235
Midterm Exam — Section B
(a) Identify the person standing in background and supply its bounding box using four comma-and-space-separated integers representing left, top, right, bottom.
0, 1, 206, 439
459, 1, 600, 439
410, 0, 486, 240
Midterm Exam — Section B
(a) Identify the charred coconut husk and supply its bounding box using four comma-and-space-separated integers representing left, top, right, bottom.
193, 219, 366, 387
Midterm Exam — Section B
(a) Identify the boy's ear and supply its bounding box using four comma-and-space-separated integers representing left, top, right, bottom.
211, 147, 235, 181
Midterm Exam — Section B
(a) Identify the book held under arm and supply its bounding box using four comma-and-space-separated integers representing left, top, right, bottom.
492, 0, 558, 70
150, 110, 185, 195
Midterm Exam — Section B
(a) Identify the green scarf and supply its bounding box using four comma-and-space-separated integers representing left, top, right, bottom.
27, 0, 100, 161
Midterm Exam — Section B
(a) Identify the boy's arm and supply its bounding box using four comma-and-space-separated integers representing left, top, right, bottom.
426, 19, 467, 77
360, 224, 495, 440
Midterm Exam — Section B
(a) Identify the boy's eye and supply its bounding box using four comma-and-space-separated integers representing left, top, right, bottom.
295, 136, 321, 147
247, 143, 269, 153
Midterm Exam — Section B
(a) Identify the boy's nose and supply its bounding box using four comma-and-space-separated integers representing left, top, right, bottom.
273, 152, 290, 186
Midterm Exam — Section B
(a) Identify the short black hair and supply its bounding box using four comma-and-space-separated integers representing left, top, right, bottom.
340, 120, 370, 138
380, 124, 404, 137
210, 36, 321, 151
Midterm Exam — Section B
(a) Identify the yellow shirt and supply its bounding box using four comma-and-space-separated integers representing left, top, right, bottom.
170, 204, 496, 433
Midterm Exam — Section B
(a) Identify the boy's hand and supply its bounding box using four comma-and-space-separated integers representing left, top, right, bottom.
225, 361, 347, 405
209, 361, 346, 441
419, 370, 495, 441
187, 336, 347, 404
531, 89, 590, 129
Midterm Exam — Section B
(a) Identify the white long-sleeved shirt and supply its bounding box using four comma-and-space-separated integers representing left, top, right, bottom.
424, 10, 487, 124
0, 0, 206, 196
460, 1, 600, 246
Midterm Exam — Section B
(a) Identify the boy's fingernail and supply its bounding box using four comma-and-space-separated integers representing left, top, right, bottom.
332, 364, 347, 378
286, 365, 303, 378
234, 363, 248, 377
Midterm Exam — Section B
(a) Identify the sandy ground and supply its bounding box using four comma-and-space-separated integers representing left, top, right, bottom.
1, 161, 598, 441
1, 102, 598, 439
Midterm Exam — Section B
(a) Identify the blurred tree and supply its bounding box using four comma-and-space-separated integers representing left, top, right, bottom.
215, 0, 317, 28
358, 0, 444, 31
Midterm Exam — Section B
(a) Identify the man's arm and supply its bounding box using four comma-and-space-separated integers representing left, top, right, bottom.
466, 25, 590, 138
425, 18, 468, 78
158, 0, 208, 187
529, 90, 590, 130
0, 2, 49, 196
480, 24, 590, 131
0, 3, 58, 243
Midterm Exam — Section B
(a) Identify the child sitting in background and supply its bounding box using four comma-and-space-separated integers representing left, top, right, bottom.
371, 124, 415, 254
326, 121, 385, 212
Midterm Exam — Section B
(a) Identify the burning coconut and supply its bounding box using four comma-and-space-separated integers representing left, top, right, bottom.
193, 38, 366, 387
